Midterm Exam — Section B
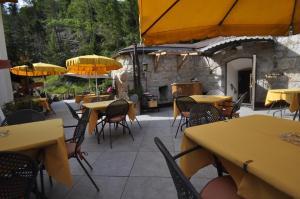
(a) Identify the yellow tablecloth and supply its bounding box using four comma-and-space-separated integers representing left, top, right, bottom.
173, 95, 232, 118
83, 100, 136, 134
75, 93, 96, 104
180, 115, 300, 199
0, 119, 72, 187
82, 95, 111, 103
265, 89, 300, 112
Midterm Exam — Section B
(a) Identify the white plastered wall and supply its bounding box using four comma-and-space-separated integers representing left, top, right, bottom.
0, 7, 13, 106
226, 58, 252, 101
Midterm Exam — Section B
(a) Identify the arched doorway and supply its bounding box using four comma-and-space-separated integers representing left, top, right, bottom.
225, 58, 253, 103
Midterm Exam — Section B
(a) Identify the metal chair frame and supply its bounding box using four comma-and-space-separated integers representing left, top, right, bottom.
175, 96, 197, 138
223, 92, 247, 119
189, 103, 225, 127
65, 109, 100, 191
155, 137, 228, 199
0, 152, 38, 199
97, 99, 134, 148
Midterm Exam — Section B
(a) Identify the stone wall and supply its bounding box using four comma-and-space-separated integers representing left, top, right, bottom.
114, 34, 300, 105
115, 53, 222, 103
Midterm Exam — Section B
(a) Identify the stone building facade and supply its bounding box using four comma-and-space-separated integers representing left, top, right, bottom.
113, 34, 300, 108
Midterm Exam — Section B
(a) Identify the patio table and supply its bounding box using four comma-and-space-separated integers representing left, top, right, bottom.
0, 119, 72, 187
82, 94, 111, 103
180, 115, 300, 199
173, 95, 232, 119
265, 88, 300, 112
83, 100, 136, 134
75, 93, 95, 103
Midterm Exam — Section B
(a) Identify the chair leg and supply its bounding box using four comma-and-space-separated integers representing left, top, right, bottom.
81, 155, 93, 170
39, 168, 45, 196
75, 156, 99, 192
293, 110, 298, 120
109, 123, 112, 149
136, 118, 142, 128
98, 121, 106, 144
49, 176, 53, 187
175, 116, 183, 138
124, 120, 134, 141
171, 118, 176, 127
122, 121, 126, 135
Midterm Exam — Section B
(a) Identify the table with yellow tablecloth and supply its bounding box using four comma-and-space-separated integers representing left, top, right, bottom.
265, 88, 300, 112
82, 94, 111, 103
0, 119, 72, 187
180, 115, 300, 199
173, 95, 232, 119
83, 100, 136, 134
75, 93, 96, 103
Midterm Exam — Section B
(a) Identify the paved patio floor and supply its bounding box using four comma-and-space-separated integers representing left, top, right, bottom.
44, 100, 295, 199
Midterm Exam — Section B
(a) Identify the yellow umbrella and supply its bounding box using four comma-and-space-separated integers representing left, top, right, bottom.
10, 62, 67, 76
139, 0, 300, 45
66, 55, 122, 75
10, 62, 67, 95
66, 55, 122, 95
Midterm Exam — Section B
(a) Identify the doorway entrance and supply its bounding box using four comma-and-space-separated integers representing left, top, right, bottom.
226, 58, 253, 103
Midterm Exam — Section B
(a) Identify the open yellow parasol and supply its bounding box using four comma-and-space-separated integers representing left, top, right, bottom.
138, 0, 300, 45
10, 62, 67, 76
66, 55, 122, 75
66, 55, 122, 95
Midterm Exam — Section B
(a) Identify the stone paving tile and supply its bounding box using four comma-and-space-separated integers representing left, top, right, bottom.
139, 135, 174, 152
91, 151, 137, 176
121, 177, 176, 199
65, 176, 127, 199
130, 152, 171, 177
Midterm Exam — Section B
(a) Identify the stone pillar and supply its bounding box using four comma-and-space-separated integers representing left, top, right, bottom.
0, 8, 13, 106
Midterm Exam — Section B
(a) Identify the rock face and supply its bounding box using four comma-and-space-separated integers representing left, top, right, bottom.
115, 34, 300, 106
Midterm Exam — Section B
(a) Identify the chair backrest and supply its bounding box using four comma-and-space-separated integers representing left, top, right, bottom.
72, 109, 91, 151
176, 96, 197, 113
5, 109, 45, 125
231, 92, 247, 115
106, 99, 129, 119
65, 102, 80, 120
189, 104, 224, 126
0, 152, 38, 199
154, 137, 199, 199
129, 94, 139, 104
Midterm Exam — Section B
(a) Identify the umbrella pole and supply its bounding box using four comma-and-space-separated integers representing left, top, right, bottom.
96, 77, 98, 96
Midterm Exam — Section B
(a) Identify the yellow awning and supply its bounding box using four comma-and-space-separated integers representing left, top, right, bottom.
10, 62, 67, 76
66, 55, 122, 75
139, 0, 300, 45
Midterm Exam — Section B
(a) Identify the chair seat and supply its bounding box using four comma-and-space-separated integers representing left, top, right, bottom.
181, 111, 190, 118
65, 142, 81, 158
200, 176, 243, 199
107, 115, 126, 123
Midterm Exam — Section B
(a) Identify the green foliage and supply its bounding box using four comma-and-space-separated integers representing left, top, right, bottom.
2, 0, 139, 66
98, 79, 112, 93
